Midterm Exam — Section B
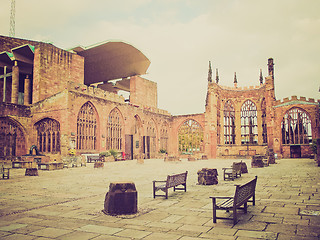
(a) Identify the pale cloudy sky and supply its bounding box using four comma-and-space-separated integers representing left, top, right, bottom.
0, 0, 319, 115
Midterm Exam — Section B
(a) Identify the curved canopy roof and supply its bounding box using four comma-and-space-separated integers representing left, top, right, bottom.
76, 41, 150, 85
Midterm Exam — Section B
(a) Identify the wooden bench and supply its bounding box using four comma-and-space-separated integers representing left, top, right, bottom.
210, 176, 257, 225
153, 171, 188, 199
222, 161, 242, 180
87, 156, 100, 163
1, 166, 10, 179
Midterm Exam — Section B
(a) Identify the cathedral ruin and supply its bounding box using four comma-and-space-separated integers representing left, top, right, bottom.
0, 35, 319, 164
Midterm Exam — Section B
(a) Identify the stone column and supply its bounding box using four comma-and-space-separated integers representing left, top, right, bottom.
24, 75, 31, 105
11, 61, 19, 104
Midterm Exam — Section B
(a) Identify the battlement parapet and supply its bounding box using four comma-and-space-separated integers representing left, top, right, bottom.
275, 96, 319, 106
68, 81, 125, 103
68, 81, 171, 116
217, 84, 263, 91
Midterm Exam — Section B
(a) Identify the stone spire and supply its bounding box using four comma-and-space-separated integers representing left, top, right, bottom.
234, 72, 238, 88
259, 69, 263, 85
208, 61, 212, 82
215, 68, 219, 84
268, 58, 274, 79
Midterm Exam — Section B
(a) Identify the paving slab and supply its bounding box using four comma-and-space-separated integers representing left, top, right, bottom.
0, 158, 319, 239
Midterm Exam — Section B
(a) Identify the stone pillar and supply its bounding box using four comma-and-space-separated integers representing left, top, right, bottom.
11, 61, 19, 104
24, 75, 31, 105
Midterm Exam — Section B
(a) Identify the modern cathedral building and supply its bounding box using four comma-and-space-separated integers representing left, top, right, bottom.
0, 35, 319, 163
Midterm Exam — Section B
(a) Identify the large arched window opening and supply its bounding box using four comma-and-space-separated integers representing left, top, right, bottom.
76, 102, 97, 150
224, 100, 235, 145
106, 108, 123, 151
178, 119, 203, 153
241, 100, 258, 145
261, 98, 268, 144
0, 117, 25, 158
281, 108, 312, 144
35, 118, 60, 153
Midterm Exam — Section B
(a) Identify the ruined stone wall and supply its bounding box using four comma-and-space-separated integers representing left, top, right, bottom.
206, 82, 269, 158
273, 96, 320, 158
129, 76, 157, 108
33, 43, 84, 103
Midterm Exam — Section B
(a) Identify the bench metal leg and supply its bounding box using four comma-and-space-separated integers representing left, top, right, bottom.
212, 198, 216, 223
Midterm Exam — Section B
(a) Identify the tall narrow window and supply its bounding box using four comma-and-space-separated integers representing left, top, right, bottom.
217, 99, 221, 144
160, 122, 169, 152
224, 100, 235, 144
261, 98, 268, 144
106, 108, 123, 150
147, 120, 157, 154
178, 119, 203, 153
35, 118, 60, 153
281, 108, 312, 144
241, 100, 258, 145
76, 102, 97, 150
0, 117, 25, 157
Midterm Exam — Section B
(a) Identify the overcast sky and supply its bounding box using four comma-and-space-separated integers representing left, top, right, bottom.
0, 0, 319, 115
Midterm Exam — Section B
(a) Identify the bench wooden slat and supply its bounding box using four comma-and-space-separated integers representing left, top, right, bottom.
210, 176, 257, 225
153, 171, 188, 199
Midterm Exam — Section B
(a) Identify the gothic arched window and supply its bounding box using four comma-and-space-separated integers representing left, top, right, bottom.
0, 117, 25, 157
261, 98, 268, 144
224, 100, 235, 144
35, 118, 60, 153
106, 108, 123, 150
281, 108, 312, 144
241, 100, 258, 145
76, 102, 97, 150
178, 119, 203, 153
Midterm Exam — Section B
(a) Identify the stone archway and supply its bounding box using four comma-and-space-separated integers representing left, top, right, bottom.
0, 117, 26, 159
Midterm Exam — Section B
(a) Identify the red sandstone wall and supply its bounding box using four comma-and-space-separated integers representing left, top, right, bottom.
130, 76, 157, 108
33, 43, 84, 103
274, 98, 320, 158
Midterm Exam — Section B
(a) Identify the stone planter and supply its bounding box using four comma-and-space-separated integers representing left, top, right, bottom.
197, 168, 218, 185
103, 182, 137, 215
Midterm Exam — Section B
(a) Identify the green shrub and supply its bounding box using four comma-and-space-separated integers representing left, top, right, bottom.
109, 149, 119, 158
99, 152, 110, 157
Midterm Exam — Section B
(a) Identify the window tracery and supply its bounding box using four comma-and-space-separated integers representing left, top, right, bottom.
261, 98, 268, 144
76, 102, 97, 150
0, 117, 25, 157
35, 118, 60, 153
281, 108, 312, 144
178, 119, 203, 153
241, 100, 258, 145
224, 100, 235, 144
106, 108, 123, 150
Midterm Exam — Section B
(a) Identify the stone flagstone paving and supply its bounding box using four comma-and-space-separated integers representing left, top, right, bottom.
0, 158, 319, 239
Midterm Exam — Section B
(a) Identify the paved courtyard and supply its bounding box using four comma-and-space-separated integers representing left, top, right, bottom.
0, 157, 319, 240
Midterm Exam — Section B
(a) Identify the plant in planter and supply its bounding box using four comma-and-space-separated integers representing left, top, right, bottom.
109, 149, 120, 161
99, 151, 111, 162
